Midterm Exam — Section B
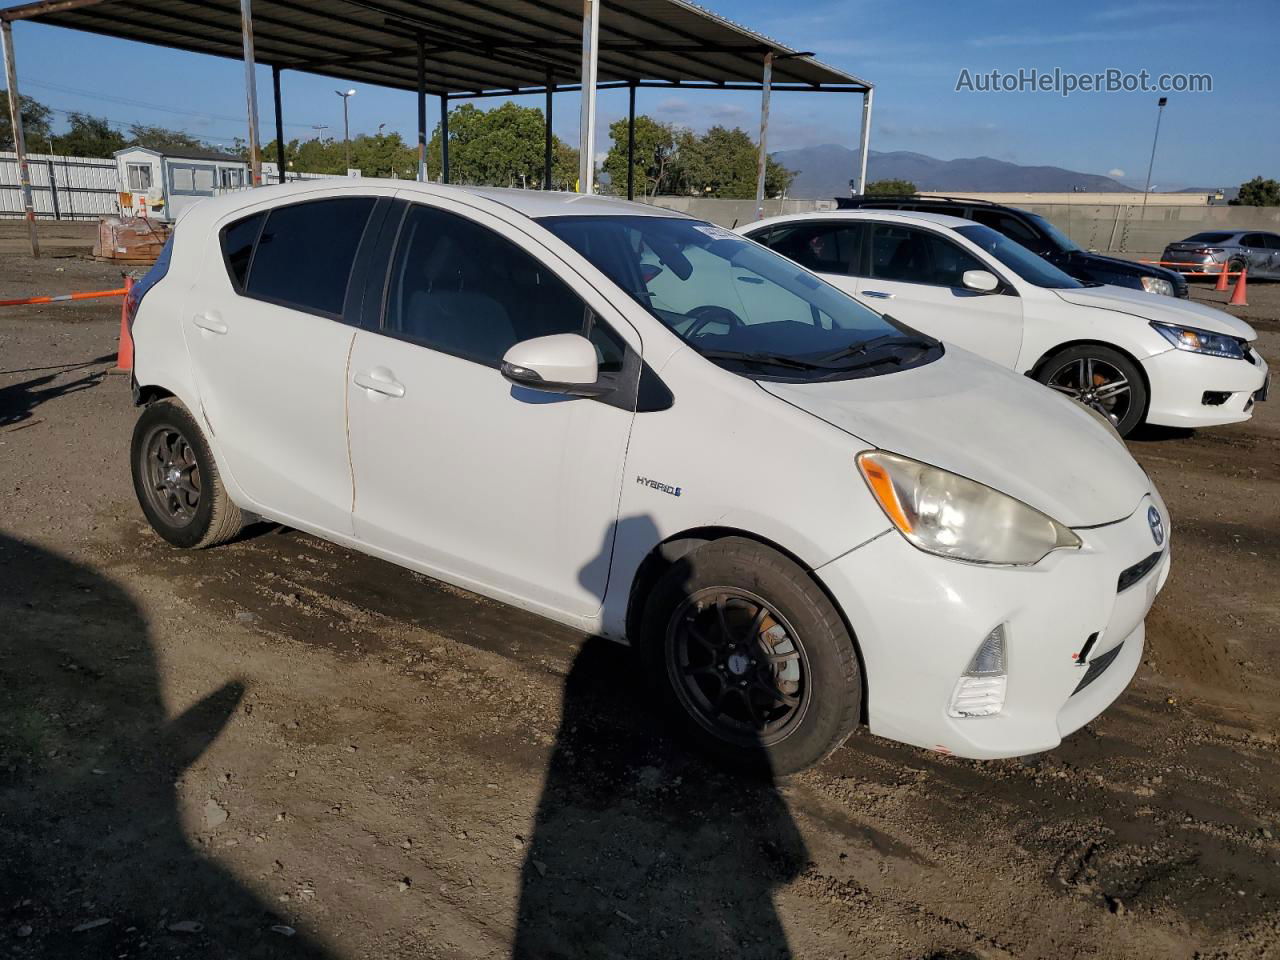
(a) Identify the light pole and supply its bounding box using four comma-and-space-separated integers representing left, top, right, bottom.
335, 88, 355, 173
1141, 96, 1167, 212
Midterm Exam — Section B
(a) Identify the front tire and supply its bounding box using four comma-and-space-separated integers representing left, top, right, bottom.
641, 537, 861, 776
131, 398, 243, 549
1036, 344, 1148, 438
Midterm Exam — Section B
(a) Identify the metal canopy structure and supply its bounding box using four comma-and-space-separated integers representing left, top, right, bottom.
2, 0, 874, 257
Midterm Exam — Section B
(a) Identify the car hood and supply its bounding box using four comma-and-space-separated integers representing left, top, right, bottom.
1054, 285, 1256, 339
1069, 250, 1177, 279
761, 348, 1151, 527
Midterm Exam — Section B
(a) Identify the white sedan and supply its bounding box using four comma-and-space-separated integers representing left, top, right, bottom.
740, 210, 1269, 437
127, 181, 1169, 773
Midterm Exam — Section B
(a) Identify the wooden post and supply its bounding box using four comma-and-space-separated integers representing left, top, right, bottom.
2, 19, 39, 257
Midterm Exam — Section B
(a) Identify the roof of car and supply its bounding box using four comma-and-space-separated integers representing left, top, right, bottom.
193, 178, 689, 224
746, 209, 976, 232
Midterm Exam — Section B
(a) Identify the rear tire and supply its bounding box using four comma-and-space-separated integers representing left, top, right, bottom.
640, 537, 861, 776
131, 398, 243, 549
1036, 344, 1147, 438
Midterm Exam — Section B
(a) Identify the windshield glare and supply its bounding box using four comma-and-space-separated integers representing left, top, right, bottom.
955, 223, 1083, 289
538, 215, 935, 377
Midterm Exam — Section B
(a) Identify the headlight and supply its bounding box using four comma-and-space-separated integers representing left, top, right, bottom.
1141, 276, 1175, 297
857, 451, 1081, 566
1151, 321, 1246, 359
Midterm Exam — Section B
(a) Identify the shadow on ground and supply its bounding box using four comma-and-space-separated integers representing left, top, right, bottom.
0, 354, 115, 428
0, 533, 334, 958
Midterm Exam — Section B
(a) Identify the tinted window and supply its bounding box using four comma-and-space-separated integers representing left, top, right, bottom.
955, 223, 1083, 289
870, 224, 985, 287
219, 211, 265, 292
246, 197, 375, 316
1184, 231, 1235, 244
1263, 234, 1280, 250
1241, 233, 1269, 248
970, 209, 1043, 250
385, 204, 619, 369
752, 221, 864, 276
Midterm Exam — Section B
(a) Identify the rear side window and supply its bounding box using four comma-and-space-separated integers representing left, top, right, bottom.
219, 212, 265, 292
969, 209, 1042, 250
245, 197, 376, 317
1241, 233, 1269, 248
1184, 231, 1234, 244
753, 221, 865, 276
384, 204, 621, 370
870, 223, 985, 287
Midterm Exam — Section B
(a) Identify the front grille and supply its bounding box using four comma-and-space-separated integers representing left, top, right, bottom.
1117, 551, 1163, 592
1073, 642, 1123, 696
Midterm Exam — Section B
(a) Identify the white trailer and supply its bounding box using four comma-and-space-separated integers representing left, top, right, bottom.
113, 146, 248, 223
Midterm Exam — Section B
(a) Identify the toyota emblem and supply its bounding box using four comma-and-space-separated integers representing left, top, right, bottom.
1148, 506, 1165, 546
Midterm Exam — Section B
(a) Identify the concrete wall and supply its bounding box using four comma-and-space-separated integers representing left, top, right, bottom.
639, 195, 1280, 257
920, 191, 1212, 206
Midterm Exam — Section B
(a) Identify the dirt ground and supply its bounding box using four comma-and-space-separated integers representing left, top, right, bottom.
1, 221, 1279, 960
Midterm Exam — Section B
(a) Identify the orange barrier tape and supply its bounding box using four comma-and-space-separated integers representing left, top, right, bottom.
1138, 259, 1239, 276
0, 287, 128, 308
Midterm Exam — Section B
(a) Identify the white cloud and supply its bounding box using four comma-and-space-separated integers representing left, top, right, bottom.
1108, 168, 1126, 177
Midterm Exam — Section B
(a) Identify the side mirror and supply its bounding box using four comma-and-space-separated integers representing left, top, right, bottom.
500, 333, 609, 397
961, 269, 1000, 293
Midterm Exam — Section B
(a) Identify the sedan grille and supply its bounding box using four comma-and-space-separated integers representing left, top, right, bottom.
1073, 642, 1123, 696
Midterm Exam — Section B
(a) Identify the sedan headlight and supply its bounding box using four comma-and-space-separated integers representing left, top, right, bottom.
1150, 321, 1246, 359
857, 451, 1081, 566
1141, 276, 1175, 297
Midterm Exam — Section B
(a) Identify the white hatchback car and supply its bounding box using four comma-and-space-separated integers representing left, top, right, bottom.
741, 210, 1269, 437
128, 181, 1170, 773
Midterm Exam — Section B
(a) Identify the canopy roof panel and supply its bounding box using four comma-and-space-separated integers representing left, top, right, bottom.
2, 0, 871, 97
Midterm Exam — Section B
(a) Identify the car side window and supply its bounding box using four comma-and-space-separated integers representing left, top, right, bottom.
757, 221, 864, 276
1265, 235, 1280, 250
1241, 233, 1268, 248
243, 197, 376, 317
219, 211, 265, 293
870, 224, 985, 287
385, 204, 624, 371
969, 210, 1043, 250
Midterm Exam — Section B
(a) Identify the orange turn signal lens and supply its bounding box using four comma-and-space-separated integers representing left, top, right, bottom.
858, 454, 913, 534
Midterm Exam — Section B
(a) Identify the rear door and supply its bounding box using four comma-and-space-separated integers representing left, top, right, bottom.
345, 196, 640, 621
856, 222, 1023, 366
185, 189, 394, 534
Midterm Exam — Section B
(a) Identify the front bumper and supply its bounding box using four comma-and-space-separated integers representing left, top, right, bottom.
1143, 347, 1269, 428
815, 493, 1170, 759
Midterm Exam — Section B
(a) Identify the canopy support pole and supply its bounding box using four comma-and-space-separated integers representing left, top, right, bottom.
271, 65, 285, 183
1, 20, 39, 257
753, 51, 773, 220
855, 86, 873, 196
543, 70, 553, 189
439, 93, 449, 183
239, 0, 261, 187
416, 35, 426, 182
626, 81, 636, 200
577, 0, 599, 193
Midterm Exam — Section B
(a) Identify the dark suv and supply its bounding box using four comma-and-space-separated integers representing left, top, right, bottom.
835, 195, 1188, 299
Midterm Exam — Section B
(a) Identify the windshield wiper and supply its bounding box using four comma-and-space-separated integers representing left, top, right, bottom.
698, 349, 823, 371
814, 333, 937, 365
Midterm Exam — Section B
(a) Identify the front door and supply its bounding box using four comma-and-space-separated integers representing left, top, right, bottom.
346, 197, 638, 621
184, 192, 391, 534
854, 222, 1024, 367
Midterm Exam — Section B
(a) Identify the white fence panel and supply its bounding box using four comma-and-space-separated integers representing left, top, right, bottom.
0, 151, 120, 220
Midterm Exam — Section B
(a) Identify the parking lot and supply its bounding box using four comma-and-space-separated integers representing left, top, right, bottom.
2, 222, 1278, 959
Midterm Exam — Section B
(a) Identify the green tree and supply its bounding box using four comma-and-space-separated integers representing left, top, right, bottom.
601, 114, 676, 197
865, 179, 917, 197
0, 89, 53, 152
125, 123, 211, 154
669, 125, 794, 199
50, 112, 126, 158
1231, 176, 1280, 207
424, 102, 577, 188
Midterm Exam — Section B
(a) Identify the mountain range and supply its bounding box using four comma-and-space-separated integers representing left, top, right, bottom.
772, 145, 1137, 199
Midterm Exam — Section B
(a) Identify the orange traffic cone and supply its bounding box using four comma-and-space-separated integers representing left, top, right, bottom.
111, 275, 135, 374
1215, 261, 1230, 291
1228, 266, 1248, 307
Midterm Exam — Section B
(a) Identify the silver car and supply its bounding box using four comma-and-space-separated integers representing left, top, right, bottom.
1162, 230, 1280, 279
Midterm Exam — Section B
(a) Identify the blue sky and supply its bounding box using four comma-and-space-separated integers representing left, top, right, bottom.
8, 0, 1278, 189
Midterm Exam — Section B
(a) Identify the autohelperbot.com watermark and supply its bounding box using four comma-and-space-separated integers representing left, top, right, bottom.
955, 67, 1212, 97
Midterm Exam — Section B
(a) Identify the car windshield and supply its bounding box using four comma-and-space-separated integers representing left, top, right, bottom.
954, 223, 1084, 289
538, 215, 940, 379
1025, 212, 1080, 252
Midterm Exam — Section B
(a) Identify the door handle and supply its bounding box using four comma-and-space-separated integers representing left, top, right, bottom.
192, 312, 228, 334
862, 290, 895, 299
353, 369, 405, 398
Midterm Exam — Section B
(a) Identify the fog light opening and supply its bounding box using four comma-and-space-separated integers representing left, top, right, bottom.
948, 624, 1008, 718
